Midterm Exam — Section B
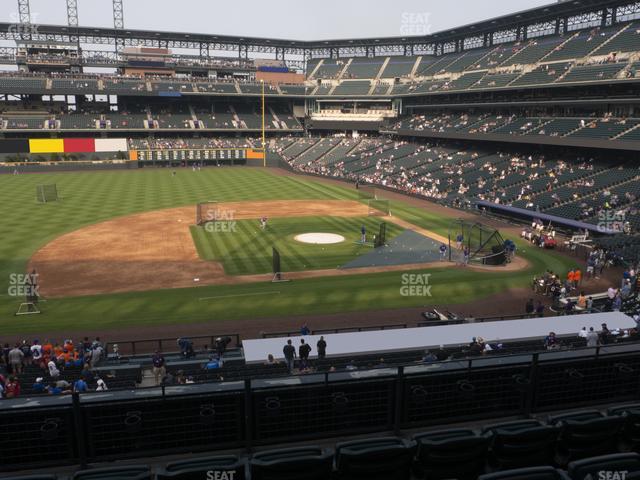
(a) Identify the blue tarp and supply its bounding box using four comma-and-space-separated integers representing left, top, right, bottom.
476, 200, 617, 234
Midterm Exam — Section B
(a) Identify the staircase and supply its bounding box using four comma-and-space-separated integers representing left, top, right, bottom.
587, 22, 632, 56
375, 57, 390, 80
337, 58, 353, 80
410, 56, 422, 77
308, 59, 324, 79
612, 121, 640, 140
538, 32, 579, 63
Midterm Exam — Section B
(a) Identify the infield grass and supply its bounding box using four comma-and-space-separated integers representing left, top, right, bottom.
0, 167, 580, 335
191, 216, 403, 275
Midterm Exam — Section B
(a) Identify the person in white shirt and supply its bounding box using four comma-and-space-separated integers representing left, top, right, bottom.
96, 378, 108, 391
48, 360, 60, 378
30, 340, 43, 364
578, 327, 588, 338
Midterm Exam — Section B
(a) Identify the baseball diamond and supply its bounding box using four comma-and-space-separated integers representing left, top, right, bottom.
1, 1, 640, 478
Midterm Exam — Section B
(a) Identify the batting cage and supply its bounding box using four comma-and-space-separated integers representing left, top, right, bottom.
358, 185, 377, 200
195, 201, 219, 225
36, 184, 59, 203
374, 222, 387, 248
448, 219, 507, 265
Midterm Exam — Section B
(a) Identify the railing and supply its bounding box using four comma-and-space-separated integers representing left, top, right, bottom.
261, 323, 409, 338
3, 341, 639, 472
105, 333, 241, 357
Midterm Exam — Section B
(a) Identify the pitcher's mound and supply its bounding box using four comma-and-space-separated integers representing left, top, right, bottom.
295, 233, 346, 245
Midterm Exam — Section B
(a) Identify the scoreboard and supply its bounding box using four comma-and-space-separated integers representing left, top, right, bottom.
136, 148, 248, 164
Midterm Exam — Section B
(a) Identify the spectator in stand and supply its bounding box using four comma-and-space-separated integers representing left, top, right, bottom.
600, 323, 611, 344
89, 342, 104, 368
4, 376, 20, 399
300, 324, 310, 336
586, 296, 594, 312
317, 336, 327, 359
536, 301, 545, 317
283, 339, 296, 372
31, 339, 43, 367
264, 354, 279, 365
8, 344, 24, 375
577, 292, 587, 309
544, 332, 558, 350
47, 360, 60, 378
20, 341, 32, 366
204, 355, 220, 370
574, 269, 582, 288
80, 364, 94, 384
586, 327, 599, 347
32, 377, 46, 394
73, 378, 88, 393
152, 351, 166, 386
299, 339, 312, 368
96, 378, 108, 391
525, 298, 535, 315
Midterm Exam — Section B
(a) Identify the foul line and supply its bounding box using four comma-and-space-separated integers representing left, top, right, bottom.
199, 291, 281, 301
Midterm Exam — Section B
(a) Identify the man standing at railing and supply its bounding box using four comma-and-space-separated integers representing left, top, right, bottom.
283, 339, 296, 373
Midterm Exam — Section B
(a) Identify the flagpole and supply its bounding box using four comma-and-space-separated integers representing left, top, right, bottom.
261, 79, 266, 167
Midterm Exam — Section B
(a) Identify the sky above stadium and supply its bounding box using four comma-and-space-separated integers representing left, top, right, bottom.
4, 0, 554, 40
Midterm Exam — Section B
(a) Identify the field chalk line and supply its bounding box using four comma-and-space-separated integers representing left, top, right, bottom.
198, 291, 281, 301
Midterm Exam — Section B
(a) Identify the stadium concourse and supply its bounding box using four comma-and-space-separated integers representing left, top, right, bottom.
6, 0, 640, 478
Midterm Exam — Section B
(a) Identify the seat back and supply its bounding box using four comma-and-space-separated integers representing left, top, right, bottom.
478, 466, 569, 480
568, 453, 640, 480
72, 466, 152, 480
415, 434, 489, 479
158, 455, 244, 480
557, 416, 626, 462
335, 437, 413, 480
488, 425, 559, 469
250, 446, 333, 480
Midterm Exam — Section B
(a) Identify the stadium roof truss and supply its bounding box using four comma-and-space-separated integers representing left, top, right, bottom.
0, 0, 638, 70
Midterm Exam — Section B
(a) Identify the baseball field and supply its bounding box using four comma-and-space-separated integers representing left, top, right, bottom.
0, 167, 579, 337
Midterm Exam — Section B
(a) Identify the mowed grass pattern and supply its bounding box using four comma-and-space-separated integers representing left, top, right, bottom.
191, 216, 404, 275
0, 168, 355, 312
0, 167, 581, 335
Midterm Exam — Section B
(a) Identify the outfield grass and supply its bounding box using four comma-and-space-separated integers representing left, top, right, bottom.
0, 167, 580, 335
191, 216, 403, 275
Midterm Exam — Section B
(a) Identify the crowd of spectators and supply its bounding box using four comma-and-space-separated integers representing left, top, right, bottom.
0, 337, 106, 399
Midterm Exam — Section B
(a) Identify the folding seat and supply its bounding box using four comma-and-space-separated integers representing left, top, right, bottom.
482, 419, 559, 470
608, 404, 640, 452
478, 466, 570, 480
334, 437, 415, 480
567, 453, 640, 480
412, 428, 489, 479
72, 465, 152, 480
157, 455, 245, 480
549, 410, 625, 465
250, 446, 333, 480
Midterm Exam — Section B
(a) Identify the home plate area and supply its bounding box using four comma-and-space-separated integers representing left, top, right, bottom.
341, 230, 443, 269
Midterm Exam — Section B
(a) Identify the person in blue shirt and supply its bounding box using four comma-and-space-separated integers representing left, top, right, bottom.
32, 377, 46, 394
300, 324, 310, 336
73, 378, 88, 393
204, 355, 220, 370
